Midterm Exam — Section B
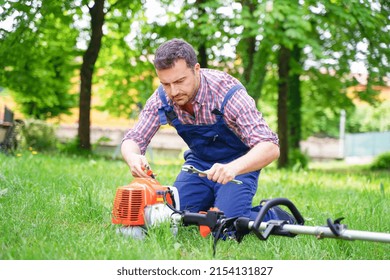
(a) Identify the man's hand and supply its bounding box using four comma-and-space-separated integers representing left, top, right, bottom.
127, 153, 153, 178
206, 162, 239, 185
204, 142, 280, 184
121, 140, 153, 178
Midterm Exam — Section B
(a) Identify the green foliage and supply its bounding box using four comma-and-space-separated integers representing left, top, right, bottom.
56, 136, 97, 157
1, 0, 389, 158
370, 152, 390, 171
0, 0, 79, 119
94, 0, 239, 117
19, 119, 58, 151
348, 100, 390, 133
92, 1, 147, 118
244, 0, 389, 141
299, 68, 355, 138
288, 148, 310, 170
56, 136, 82, 154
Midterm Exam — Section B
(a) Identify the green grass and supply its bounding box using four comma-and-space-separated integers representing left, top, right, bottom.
0, 152, 389, 260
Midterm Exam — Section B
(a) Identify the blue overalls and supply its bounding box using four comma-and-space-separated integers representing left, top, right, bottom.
158, 84, 265, 220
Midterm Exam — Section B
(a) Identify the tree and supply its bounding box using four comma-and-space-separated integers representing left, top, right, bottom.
78, 0, 105, 150
95, 0, 235, 118
0, 1, 78, 119
2, 0, 388, 159
127, 0, 389, 168
78, 0, 145, 150
276, 45, 290, 167
288, 45, 302, 149
1, 0, 144, 150
238, 0, 390, 167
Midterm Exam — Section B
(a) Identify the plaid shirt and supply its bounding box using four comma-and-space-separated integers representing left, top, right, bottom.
123, 69, 279, 155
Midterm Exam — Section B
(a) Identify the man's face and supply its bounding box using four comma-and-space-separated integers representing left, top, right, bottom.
156, 59, 200, 106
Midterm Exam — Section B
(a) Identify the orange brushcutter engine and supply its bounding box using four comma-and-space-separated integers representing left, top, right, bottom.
111, 177, 180, 230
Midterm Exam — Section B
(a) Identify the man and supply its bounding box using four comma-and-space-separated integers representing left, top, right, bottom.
121, 38, 280, 220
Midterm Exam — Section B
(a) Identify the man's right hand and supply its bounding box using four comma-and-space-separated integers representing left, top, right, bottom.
127, 153, 153, 178
121, 140, 152, 178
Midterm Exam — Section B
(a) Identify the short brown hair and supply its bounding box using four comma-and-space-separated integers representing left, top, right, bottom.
153, 38, 198, 70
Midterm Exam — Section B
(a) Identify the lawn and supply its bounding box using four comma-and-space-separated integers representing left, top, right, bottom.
0, 151, 389, 260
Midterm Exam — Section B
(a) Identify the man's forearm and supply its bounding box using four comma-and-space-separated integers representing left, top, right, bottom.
121, 139, 141, 165
121, 139, 154, 177
231, 142, 280, 175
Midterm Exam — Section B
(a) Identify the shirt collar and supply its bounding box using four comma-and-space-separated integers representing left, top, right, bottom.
193, 69, 207, 106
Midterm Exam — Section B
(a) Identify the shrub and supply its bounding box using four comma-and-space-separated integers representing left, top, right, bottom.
19, 119, 58, 151
289, 148, 310, 170
57, 137, 93, 157
370, 152, 390, 171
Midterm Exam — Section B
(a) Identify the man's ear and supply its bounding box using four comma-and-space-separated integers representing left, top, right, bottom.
193, 63, 201, 76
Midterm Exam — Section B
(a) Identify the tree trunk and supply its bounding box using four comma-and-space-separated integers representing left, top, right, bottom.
242, 36, 256, 84
78, 0, 105, 150
277, 45, 291, 168
238, 0, 256, 87
248, 41, 271, 104
238, 0, 272, 105
198, 44, 208, 68
288, 45, 302, 149
195, 0, 208, 68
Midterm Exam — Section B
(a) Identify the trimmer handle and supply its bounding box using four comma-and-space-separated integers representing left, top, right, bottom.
182, 210, 225, 229
252, 198, 305, 239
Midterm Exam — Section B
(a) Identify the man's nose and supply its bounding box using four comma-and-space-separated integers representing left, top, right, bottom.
170, 84, 179, 96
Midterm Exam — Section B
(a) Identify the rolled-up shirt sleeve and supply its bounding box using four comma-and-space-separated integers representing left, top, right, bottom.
122, 92, 162, 155
224, 88, 279, 148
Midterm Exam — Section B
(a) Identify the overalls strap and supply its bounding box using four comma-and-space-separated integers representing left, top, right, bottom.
219, 84, 244, 114
157, 86, 177, 125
